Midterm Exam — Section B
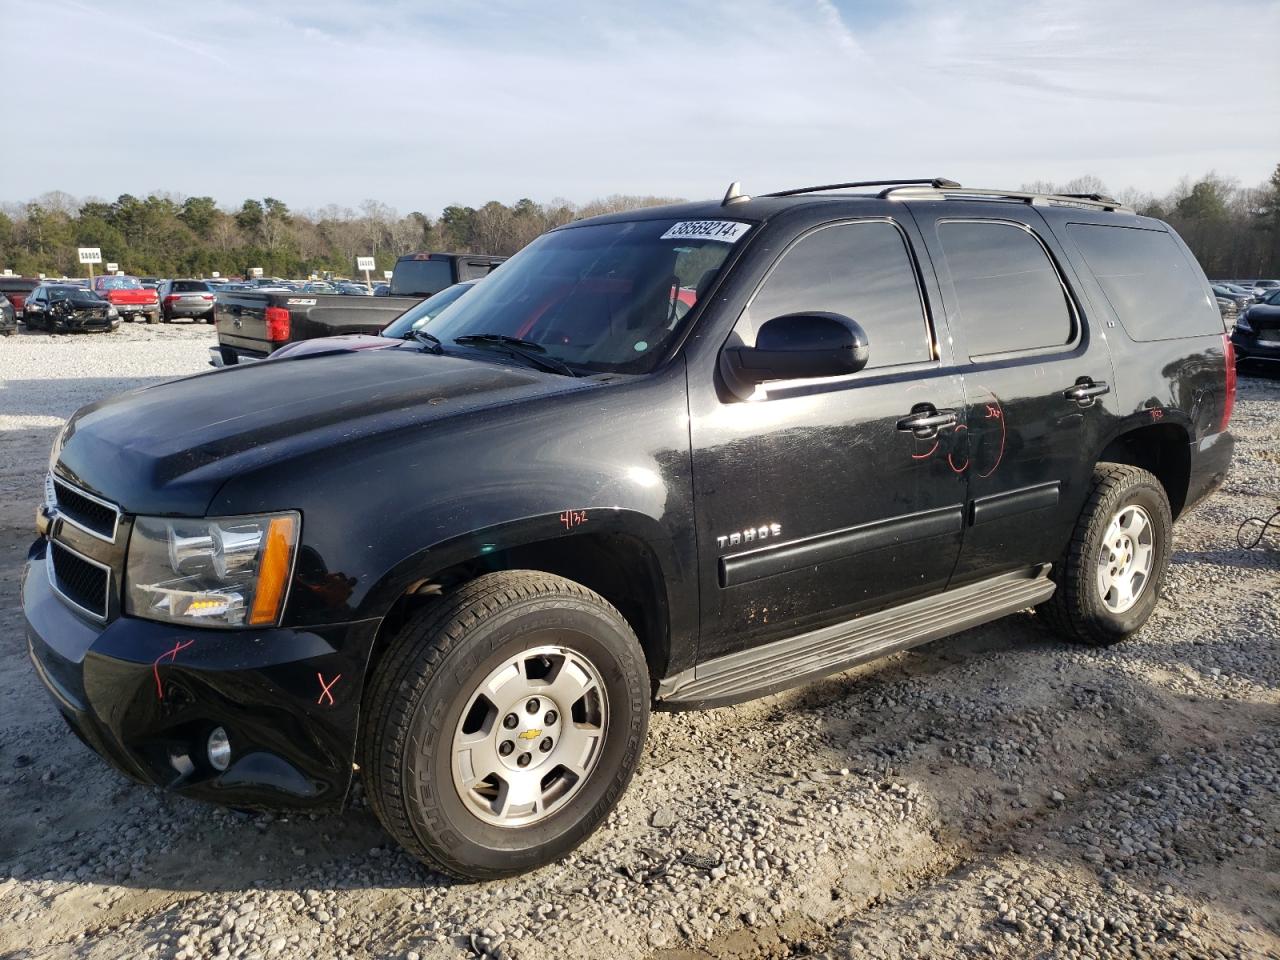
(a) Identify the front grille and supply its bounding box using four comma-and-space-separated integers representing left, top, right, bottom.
49, 541, 110, 620
52, 477, 119, 541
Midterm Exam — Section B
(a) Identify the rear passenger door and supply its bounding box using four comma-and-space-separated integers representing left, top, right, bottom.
908, 204, 1120, 585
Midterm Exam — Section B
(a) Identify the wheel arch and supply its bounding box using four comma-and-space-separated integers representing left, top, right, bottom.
359, 511, 678, 695
1094, 421, 1192, 519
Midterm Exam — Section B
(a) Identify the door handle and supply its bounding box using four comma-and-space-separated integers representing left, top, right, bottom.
896, 405, 959, 439
1063, 380, 1110, 407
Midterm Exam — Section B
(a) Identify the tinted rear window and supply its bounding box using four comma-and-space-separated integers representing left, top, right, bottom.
391, 259, 453, 296
938, 221, 1074, 357
1066, 223, 1220, 341
173, 280, 210, 292
0, 279, 38, 293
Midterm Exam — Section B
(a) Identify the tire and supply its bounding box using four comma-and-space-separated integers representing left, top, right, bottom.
359, 570, 650, 880
147, 311, 160, 325
1038, 463, 1172, 646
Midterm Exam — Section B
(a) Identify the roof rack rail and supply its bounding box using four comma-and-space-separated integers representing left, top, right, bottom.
764, 177, 961, 198
878, 184, 1133, 213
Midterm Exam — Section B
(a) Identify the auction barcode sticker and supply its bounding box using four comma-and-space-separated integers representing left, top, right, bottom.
660, 220, 752, 243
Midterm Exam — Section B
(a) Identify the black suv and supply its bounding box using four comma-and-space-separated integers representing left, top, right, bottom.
24, 178, 1235, 880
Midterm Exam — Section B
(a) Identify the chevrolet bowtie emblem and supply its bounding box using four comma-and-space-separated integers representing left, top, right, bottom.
518, 729, 542, 740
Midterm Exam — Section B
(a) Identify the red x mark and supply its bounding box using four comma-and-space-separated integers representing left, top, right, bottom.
316, 672, 342, 706
153, 639, 195, 701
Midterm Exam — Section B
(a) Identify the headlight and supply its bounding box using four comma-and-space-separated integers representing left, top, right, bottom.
125, 512, 299, 628
107, 306, 119, 317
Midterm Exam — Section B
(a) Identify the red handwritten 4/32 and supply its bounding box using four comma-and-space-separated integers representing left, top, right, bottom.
560, 510, 588, 530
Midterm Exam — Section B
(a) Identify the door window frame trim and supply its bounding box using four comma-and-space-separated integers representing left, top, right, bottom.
935, 217, 1084, 363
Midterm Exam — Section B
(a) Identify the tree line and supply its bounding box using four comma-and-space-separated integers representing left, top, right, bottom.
2, 165, 1278, 280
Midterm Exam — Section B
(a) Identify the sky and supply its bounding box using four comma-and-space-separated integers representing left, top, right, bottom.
3, 0, 1279, 215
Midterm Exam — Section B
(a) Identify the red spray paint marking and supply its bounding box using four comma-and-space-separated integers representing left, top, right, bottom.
975, 396, 1007, 479
1150, 408, 1164, 421
947, 425, 970, 475
153, 639, 195, 701
316, 672, 342, 706
910, 439, 939, 460
560, 510, 588, 531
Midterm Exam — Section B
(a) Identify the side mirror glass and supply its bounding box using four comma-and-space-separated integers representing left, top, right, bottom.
721, 311, 869, 399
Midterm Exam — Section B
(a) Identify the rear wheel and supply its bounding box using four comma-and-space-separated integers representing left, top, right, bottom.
147, 311, 160, 325
1038, 463, 1172, 645
360, 571, 650, 880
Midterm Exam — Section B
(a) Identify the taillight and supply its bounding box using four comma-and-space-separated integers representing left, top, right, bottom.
1220, 333, 1236, 432
164, 294, 180, 303
201, 294, 215, 301
265, 306, 291, 342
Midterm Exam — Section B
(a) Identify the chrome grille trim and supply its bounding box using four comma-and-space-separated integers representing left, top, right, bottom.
50, 474, 121, 543
46, 540, 111, 623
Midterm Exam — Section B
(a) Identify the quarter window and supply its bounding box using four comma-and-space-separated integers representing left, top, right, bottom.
736, 220, 932, 369
937, 221, 1074, 357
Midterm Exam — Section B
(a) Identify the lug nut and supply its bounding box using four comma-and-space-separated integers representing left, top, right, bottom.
503, 713, 518, 729
544, 710, 558, 725
525, 698, 540, 714
499, 740, 514, 757
517, 753, 532, 767
540, 737, 553, 753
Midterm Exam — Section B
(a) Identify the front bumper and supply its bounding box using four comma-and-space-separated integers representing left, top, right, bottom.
23, 538, 377, 811
1231, 329, 1280, 363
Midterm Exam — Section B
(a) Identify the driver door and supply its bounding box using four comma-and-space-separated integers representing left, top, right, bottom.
689, 217, 969, 663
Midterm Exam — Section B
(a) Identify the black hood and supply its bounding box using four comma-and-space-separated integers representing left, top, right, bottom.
56, 346, 595, 515
55, 295, 110, 310
1242, 303, 1280, 327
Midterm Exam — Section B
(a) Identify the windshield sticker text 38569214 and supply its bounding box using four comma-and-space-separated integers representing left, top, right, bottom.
659, 221, 752, 243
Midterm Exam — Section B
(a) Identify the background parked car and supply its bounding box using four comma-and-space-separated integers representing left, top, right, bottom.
138, 277, 162, 290
335, 281, 373, 296
0, 276, 40, 321
92, 275, 160, 323
1211, 283, 1254, 310
22, 283, 120, 333
0, 293, 15, 335
157, 278, 217, 322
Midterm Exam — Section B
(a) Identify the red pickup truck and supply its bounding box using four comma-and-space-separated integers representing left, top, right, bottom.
0, 276, 40, 320
92, 275, 160, 323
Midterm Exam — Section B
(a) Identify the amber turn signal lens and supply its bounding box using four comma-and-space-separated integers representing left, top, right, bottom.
248, 515, 297, 625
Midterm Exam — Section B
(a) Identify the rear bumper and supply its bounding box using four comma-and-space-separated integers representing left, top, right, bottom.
209, 345, 267, 367
1184, 430, 1234, 515
113, 302, 159, 317
165, 301, 215, 318
23, 538, 377, 811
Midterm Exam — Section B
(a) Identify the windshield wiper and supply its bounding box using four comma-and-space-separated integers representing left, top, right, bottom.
453, 334, 578, 377
406, 329, 443, 354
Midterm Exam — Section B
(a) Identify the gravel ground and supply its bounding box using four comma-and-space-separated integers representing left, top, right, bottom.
0, 324, 1277, 960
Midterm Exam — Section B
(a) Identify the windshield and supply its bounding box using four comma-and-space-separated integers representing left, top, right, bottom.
382, 282, 474, 338
99, 276, 142, 290
420, 218, 747, 374
48, 286, 98, 301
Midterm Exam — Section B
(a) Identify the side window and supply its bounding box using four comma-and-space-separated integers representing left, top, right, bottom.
736, 220, 932, 369
1066, 223, 1221, 341
937, 220, 1074, 357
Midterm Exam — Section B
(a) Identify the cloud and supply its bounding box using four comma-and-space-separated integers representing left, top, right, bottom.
3, 0, 1278, 212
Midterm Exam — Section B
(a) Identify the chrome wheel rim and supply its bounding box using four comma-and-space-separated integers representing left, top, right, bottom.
1095, 504, 1155, 614
451, 643, 608, 828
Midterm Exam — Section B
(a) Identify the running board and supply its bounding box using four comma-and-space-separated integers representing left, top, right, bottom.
657, 565, 1055, 708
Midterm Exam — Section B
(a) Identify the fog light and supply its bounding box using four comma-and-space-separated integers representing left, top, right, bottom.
207, 727, 232, 771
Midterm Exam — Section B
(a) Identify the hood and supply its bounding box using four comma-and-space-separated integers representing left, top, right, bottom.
58, 295, 111, 311
1242, 303, 1280, 326
269, 334, 397, 360
56, 346, 595, 515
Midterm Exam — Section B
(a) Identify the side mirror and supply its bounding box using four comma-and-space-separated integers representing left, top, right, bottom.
721, 311, 869, 399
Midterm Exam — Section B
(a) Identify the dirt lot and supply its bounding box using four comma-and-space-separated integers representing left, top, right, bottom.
0, 324, 1277, 960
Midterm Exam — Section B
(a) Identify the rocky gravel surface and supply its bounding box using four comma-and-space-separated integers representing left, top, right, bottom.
0, 325, 1277, 960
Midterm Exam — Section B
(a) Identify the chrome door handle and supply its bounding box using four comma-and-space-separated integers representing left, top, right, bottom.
896, 406, 959, 439
1064, 380, 1110, 406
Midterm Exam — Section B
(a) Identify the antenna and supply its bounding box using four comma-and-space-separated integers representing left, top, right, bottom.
722, 181, 750, 206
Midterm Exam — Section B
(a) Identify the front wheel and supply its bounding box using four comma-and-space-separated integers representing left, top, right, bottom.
1038, 463, 1172, 645
359, 570, 650, 880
